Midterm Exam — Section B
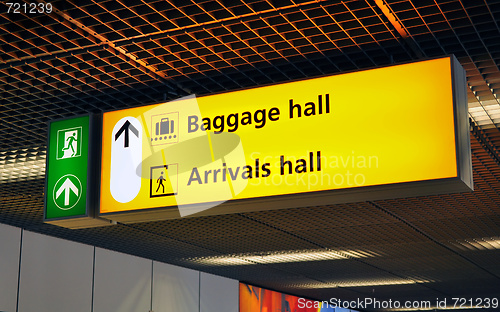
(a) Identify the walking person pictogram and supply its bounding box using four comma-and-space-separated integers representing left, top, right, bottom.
156, 171, 166, 193
149, 164, 177, 198
62, 132, 78, 156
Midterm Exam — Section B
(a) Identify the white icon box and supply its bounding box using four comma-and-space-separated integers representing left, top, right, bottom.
56, 126, 82, 160
150, 164, 178, 198
151, 112, 179, 146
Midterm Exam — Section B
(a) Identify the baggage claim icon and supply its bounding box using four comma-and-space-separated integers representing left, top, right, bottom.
151, 112, 179, 146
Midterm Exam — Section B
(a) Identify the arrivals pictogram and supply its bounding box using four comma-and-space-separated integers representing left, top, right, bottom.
150, 164, 178, 198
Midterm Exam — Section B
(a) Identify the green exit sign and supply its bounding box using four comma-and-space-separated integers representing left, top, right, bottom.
44, 115, 111, 228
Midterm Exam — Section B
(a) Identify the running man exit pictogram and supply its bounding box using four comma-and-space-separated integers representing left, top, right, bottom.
57, 126, 82, 159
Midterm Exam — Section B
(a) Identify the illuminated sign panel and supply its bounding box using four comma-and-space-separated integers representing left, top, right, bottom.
100, 56, 472, 222
45, 115, 110, 228
45, 116, 89, 220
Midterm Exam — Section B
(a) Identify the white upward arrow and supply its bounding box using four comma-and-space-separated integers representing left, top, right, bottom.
55, 178, 79, 206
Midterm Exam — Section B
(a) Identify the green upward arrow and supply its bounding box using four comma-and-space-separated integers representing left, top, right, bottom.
56, 178, 79, 206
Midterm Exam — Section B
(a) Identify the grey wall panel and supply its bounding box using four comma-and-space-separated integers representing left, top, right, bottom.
200, 272, 238, 312
152, 261, 199, 312
17, 230, 93, 312
93, 248, 152, 312
0, 223, 21, 312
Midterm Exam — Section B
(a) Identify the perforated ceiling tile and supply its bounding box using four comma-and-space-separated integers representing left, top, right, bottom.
0, 146, 46, 183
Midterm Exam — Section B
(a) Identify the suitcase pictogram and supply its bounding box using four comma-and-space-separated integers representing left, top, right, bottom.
151, 112, 179, 146
156, 118, 174, 135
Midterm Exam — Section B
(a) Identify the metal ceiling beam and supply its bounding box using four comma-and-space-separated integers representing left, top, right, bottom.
372, 0, 424, 58
32, 0, 190, 96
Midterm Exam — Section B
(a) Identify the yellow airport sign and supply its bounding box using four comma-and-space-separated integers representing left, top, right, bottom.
100, 56, 472, 222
